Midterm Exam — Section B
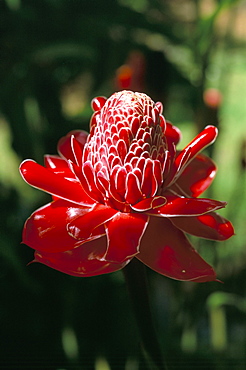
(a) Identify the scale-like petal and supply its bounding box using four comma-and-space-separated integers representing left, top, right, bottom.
20, 160, 95, 206
175, 153, 217, 197
137, 216, 216, 282
147, 195, 226, 217
22, 200, 104, 253
33, 236, 129, 277
103, 213, 149, 263
170, 212, 235, 240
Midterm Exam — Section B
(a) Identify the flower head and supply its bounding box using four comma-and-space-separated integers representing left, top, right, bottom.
20, 90, 234, 282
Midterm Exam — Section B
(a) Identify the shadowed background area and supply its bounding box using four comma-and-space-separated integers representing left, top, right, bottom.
0, 0, 246, 369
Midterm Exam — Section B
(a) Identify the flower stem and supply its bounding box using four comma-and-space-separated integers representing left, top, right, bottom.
123, 258, 168, 370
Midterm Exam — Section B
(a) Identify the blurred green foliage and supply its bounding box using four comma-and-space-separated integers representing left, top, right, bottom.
0, 0, 246, 369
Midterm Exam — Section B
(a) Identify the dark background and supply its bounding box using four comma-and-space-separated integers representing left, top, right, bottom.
1, 0, 246, 369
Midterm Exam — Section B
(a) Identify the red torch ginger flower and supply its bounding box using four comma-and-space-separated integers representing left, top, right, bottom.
20, 91, 234, 282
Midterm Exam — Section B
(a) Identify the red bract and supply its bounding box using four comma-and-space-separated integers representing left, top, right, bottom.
20, 91, 234, 282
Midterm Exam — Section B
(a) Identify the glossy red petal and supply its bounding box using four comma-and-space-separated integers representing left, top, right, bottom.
91, 96, 107, 111
20, 160, 95, 206
70, 135, 84, 167
137, 216, 216, 282
81, 161, 104, 202
130, 196, 167, 212
177, 125, 217, 163
44, 155, 79, 183
167, 125, 218, 186
170, 212, 235, 240
147, 195, 226, 217
22, 200, 99, 253
33, 236, 129, 277
103, 213, 149, 263
67, 204, 117, 241
155, 101, 163, 114
175, 153, 217, 197
165, 121, 182, 145
57, 130, 88, 161
44, 155, 69, 170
